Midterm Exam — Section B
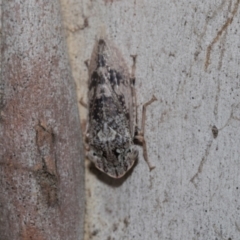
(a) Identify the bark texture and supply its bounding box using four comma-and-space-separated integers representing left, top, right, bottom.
0, 1, 85, 239
61, 0, 240, 239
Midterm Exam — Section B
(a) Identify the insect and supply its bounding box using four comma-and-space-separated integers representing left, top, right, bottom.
86, 36, 157, 178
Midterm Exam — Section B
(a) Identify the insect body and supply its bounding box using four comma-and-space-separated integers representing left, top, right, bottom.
86, 37, 156, 178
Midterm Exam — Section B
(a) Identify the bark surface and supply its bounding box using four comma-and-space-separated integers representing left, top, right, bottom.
0, 1, 85, 239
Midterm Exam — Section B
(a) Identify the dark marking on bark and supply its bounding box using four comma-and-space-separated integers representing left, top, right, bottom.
91, 229, 100, 236
212, 125, 219, 138
35, 120, 58, 207
124, 216, 130, 228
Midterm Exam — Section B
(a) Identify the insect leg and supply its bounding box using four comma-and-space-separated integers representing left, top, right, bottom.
134, 95, 157, 171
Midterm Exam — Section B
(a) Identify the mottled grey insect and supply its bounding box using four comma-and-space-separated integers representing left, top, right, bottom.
86, 36, 156, 178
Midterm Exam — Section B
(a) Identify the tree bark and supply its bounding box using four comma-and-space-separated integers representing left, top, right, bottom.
0, 1, 85, 240
61, 0, 240, 239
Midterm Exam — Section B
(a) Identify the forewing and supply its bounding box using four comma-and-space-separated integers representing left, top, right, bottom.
88, 37, 136, 137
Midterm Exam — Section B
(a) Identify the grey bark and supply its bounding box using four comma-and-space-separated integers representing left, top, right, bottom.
0, 1, 85, 240
61, 0, 240, 239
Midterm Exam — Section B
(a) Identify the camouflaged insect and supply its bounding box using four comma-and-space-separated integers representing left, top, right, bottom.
86, 37, 156, 178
